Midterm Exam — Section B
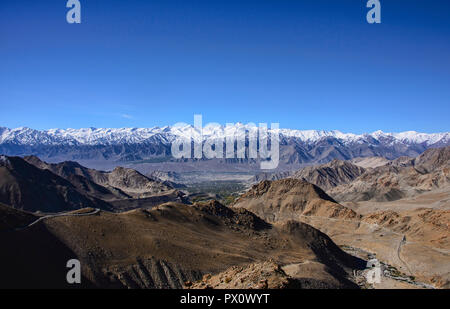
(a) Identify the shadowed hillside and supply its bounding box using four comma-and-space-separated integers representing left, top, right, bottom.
0, 201, 364, 289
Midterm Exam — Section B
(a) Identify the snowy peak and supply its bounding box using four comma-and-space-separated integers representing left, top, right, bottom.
0, 126, 448, 146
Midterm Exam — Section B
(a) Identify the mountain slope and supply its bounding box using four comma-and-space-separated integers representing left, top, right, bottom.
290, 160, 366, 191
146, 171, 187, 188
351, 156, 390, 168
0, 202, 37, 230
0, 156, 111, 212
0, 201, 364, 288
0, 155, 183, 213
23, 156, 174, 200
232, 175, 450, 287
362, 208, 450, 248
329, 147, 450, 202
233, 179, 358, 222
414, 146, 450, 173
107, 167, 172, 198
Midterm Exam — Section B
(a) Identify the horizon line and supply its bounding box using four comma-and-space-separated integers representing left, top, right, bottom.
1, 125, 449, 136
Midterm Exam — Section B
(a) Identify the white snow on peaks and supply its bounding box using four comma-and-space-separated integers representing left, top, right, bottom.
0, 125, 448, 146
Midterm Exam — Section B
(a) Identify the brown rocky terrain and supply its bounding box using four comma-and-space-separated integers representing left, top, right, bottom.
250, 171, 293, 183
0, 155, 112, 212
298, 209, 450, 288
232, 172, 450, 288
188, 260, 350, 289
0, 202, 37, 230
290, 160, 366, 191
249, 160, 365, 189
362, 208, 449, 247
0, 200, 364, 289
1, 146, 449, 289
329, 147, 450, 203
233, 179, 359, 222
146, 170, 187, 189
0, 155, 182, 213
188, 261, 297, 289
351, 156, 390, 169
24, 156, 173, 199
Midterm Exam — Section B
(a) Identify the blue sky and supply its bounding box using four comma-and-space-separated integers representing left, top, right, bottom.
0, 0, 449, 133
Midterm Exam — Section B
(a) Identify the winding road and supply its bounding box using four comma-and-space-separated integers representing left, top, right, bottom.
396, 235, 413, 276
15, 208, 101, 231
295, 214, 440, 283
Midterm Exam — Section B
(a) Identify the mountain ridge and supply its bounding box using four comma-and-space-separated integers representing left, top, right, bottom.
329, 146, 450, 202
0, 155, 182, 213
1, 126, 449, 168
0, 201, 363, 288
1, 126, 448, 146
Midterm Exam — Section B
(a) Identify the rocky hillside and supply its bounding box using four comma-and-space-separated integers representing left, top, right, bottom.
233, 179, 358, 222
233, 175, 450, 288
0, 202, 37, 230
329, 147, 450, 202
146, 170, 186, 188
250, 171, 293, 183
0, 201, 364, 288
0, 155, 180, 213
362, 208, 450, 248
0, 156, 112, 212
290, 160, 366, 191
24, 156, 173, 199
350, 156, 390, 168
188, 259, 354, 289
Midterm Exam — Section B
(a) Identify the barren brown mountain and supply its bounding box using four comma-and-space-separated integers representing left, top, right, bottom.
232, 167, 450, 288
329, 147, 450, 203
362, 208, 449, 248
0, 155, 184, 213
0, 200, 364, 289
146, 170, 187, 189
188, 259, 351, 289
24, 156, 173, 200
0, 202, 36, 230
233, 179, 359, 221
250, 160, 366, 188
351, 156, 390, 169
290, 160, 366, 191
1, 147, 449, 289
0, 155, 112, 212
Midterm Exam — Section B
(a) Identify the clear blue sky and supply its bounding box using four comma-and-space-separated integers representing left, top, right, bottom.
1, 0, 449, 133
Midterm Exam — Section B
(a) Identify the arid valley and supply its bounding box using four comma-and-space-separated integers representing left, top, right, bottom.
1, 139, 448, 289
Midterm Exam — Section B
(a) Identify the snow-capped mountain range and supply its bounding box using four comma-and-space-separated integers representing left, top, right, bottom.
1, 126, 448, 146
0, 125, 449, 169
